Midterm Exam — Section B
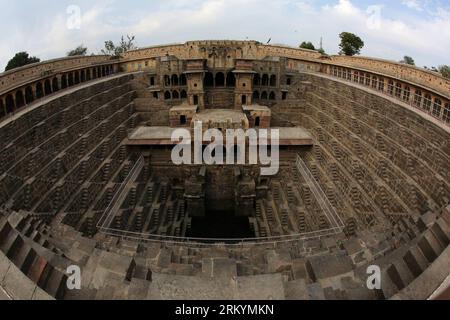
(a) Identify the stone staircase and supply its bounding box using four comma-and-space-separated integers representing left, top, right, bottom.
205, 89, 235, 109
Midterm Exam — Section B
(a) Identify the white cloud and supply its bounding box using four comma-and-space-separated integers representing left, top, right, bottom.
401, 0, 424, 11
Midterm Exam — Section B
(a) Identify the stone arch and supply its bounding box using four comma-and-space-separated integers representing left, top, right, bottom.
172, 90, 179, 99
36, 82, 44, 98
261, 91, 268, 100
226, 72, 236, 87
270, 75, 277, 87
5, 94, 15, 113
403, 86, 411, 102
378, 78, 385, 91
394, 82, 402, 98
61, 74, 68, 89
171, 74, 179, 86
432, 98, 442, 118
269, 91, 276, 100
253, 74, 261, 86
164, 75, 171, 86
25, 86, 34, 104
387, 80, 394, 95
180, 74, 187, 86
253, 90, 260, 100
52, 77, 59, 92
423, 94, 432, 111
414, 89, 422, 107
164, 91, 171, 100
204, 72, 214, 87
215, 72, 225, 87
180, 90, 187, 99
44, 79, 52, 95
262, 74, 269, 86
371, 76, 378, 89
15, 90, 25, 109
74, 71, 80, 84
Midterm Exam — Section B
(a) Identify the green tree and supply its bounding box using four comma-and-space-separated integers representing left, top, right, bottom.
67, 45, 88, 56
438, 65, 450, 79
299, 41, 316, 50
5, 52, 40, 71
400, 56, 415, 66
101, 35, 137, 57
338, 32, 364, 56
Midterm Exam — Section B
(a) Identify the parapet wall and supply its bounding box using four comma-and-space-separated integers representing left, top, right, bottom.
0, 55, 116, 95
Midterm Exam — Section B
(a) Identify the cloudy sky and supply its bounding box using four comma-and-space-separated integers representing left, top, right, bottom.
0, 0, 449, 71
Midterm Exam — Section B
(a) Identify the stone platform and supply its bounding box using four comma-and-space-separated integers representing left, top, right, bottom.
126, 126, 313, 146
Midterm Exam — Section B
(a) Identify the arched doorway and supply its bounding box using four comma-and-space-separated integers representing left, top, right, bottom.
5, 94, 15, 113
253, 74, 261, 86
269, 92, 276, 100
262, 74, 269, 86
261, 91, 268, 100
215, 72, 225, 87
68, 73, 74, 86
61, 75, 68, 89
172, 90, 179, 99
226, 72, 235, 87
164, 75, 171, 86
15, 91, 25, 109
204, 72, 214, 87
171, 75, 179, 86
36, 83, 44, 98
180, 74, 187, 86
270, 75, 276, 87
25, 86, 34, 104
180, 90, 187, 99
241, 95, 247, 105
164, 91, 171, 100
74, 72, 80, 84
193, 95, 199, 105
52, 78, 59, 92
44, 79, 52, 95
253, 91, 260, 100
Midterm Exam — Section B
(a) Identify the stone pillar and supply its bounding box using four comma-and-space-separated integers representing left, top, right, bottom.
57, 75, 62, 90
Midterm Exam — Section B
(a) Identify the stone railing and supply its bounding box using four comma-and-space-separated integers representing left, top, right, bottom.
326, 55, 450, 99
0, 55, 115, 95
